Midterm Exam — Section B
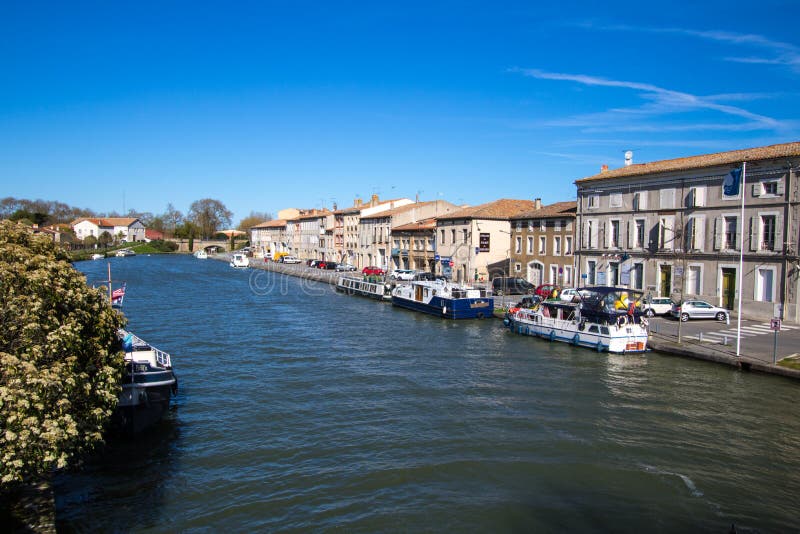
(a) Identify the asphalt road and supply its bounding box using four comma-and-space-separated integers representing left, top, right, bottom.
647, 315, 799, 364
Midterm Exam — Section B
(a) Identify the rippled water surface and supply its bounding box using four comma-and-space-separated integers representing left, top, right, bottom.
59, 255, 800, 532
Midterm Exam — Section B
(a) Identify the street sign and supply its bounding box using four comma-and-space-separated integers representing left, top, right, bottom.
770, 318, 781, 331
434, 254, 440, 261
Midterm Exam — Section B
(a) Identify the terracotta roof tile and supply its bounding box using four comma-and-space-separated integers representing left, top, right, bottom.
251, 219, 286, 229
577, 141, 800, 184
436, 199, 536, 221
513, 201, 577, 219
393, 218, 437, 232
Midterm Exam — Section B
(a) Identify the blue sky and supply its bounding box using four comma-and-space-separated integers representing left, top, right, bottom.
1, 1, 798, 223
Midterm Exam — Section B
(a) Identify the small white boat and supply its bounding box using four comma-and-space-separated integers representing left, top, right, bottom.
115, 248, 136, 257
91, 253, 104, 260
230, 253, 249, 268
504, 286, 649, 353
194, 249, 208, 259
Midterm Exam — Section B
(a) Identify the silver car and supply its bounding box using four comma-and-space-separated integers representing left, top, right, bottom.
670, 300, 729, 322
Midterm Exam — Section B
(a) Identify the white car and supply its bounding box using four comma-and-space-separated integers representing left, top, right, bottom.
389, 269, 415, 281
559, 288, 580, 302
643, 297, 674, 317
281, 255, 301, 264
670, 300, 730, 322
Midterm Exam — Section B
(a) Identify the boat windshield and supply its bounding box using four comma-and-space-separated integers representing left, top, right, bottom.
577, 287, 645, 314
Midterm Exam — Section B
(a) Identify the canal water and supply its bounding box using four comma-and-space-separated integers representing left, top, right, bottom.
59, 255, 800, 532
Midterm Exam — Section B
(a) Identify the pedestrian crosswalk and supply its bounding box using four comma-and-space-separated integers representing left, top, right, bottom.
685, 322, 798, 344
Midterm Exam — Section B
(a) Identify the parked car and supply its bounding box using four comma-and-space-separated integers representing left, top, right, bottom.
535, 283, 561, 300
492, 277, 535, 296
281, 255, 301, 264
670, 300, 730, 322
362, 266, 385, 276
323, 261, 338, 270
559, 288, 581, 302
389, 269, 415, 281
335, 263, 357, 272
643, 296, 674, 317
308, 259, 323, 268
411, 271, 447, 281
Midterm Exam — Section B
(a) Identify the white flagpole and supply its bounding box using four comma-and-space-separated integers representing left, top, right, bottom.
736, 162, 747, 357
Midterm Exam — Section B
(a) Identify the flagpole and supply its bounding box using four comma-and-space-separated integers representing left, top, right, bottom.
736, 162, 747, 357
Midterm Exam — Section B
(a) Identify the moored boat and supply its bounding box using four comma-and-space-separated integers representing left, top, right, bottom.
112, 330, 178, 434
194, 249, 208, 259
230, 252, 249, 268
504, 286, 648, 353
391, 279, 493, 319
91, 253, 104, 260
336, 275, 392, 300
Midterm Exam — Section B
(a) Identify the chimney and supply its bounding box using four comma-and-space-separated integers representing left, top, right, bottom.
370, 194, 379, 207
601, 164, 609, 173
354, 197, 362, 207
332, 202, 337, 211
534, 198, 542, 210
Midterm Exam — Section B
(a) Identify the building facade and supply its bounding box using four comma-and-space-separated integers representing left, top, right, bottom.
71, 217, 146, 243
575, 142, 800, 323
509, 200, 577, 287
435, 199, 537, 283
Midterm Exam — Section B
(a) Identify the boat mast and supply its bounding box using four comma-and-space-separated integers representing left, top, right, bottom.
108, 262, 113, 304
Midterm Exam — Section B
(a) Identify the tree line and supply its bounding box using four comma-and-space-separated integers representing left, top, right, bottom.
1, 197, 272, 240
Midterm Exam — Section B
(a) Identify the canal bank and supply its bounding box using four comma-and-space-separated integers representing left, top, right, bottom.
215, 254, 800, 381
63, 254, 800, 532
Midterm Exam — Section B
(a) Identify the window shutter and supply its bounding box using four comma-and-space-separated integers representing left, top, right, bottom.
752, 183, 762, 197
695, 186, 705, 207
582, 221, 589, 248
777, 180, 785, 195
627, 220, 633, 248
639, 192, 647, 210
604, 221, 610, 248
775, 214, 784, 252
590, 221, 598, 249
713, 217, 722, 250
665, 218, 674, 250
695, 218, 705, 251
749, 217, 757, 251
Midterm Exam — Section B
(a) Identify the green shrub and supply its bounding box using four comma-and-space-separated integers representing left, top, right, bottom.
0, 221, 125, 485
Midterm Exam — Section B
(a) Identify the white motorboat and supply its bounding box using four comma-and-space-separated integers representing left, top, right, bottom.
230, 253, 249, 268
194, 249, 208, 259
504, 286, 649, 353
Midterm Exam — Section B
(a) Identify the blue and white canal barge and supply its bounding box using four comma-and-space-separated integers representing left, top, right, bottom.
391, 280, 493, 319
336, 275, 392, 301
111, 330, 179, 434
504, 287, 649, 353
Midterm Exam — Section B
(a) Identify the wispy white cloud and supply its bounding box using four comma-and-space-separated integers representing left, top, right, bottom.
512, 68, 784, 133
580, 23, 800, 73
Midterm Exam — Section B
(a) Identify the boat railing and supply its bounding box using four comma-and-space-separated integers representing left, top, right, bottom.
119, 329, 173, 368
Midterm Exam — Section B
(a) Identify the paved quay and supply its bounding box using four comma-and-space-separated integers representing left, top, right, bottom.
215, 254, 800, 381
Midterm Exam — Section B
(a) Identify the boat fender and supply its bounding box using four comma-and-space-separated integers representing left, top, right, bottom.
442, 306, 447, 315
641, 317, 649, 327
596, 340, 603, 352
503, 317, 510, 327
572, 334, 580, 346
549, 330, 556, 342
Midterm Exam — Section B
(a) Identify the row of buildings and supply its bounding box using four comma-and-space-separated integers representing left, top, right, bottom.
256, 141, 800, 323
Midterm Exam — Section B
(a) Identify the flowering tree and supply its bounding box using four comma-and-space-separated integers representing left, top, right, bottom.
0, 221, 125, 485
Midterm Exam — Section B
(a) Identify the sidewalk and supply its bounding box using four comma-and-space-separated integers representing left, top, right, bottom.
646, 317, 800, 380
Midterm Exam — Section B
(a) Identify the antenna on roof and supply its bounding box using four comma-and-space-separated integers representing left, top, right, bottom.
624, 150, 633, 166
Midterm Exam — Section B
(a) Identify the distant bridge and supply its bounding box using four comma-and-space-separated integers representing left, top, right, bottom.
172, 239, 232, 253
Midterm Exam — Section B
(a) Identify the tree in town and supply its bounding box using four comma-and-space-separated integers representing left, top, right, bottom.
162, 203, 183, 238
0, 220, 125, 485
97, 231, 113, 248
187, 198, 232, 239
237, 211, 273, 232
83, 235, 97, 248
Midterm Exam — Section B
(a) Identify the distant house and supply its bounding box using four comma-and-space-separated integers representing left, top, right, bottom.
144, 228, 165, 241
70, 217, 146, 242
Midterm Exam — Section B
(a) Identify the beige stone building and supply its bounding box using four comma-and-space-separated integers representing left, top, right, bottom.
575, 141, 800, 322
509, 200, 577, 287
